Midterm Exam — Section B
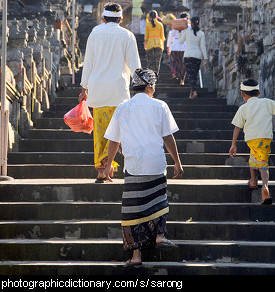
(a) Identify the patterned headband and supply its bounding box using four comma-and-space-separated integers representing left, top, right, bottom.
132, 68, 158, 87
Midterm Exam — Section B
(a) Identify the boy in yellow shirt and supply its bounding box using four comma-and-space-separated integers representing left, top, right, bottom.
229, 78, 274, 204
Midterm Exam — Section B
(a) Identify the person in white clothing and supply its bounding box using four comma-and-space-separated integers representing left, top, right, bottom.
179, 16, 208, 98
229, 78, 273, 205
104, 68, 183, 266
167, 12, 189, 85
131, 0, 144, 34
79, 2, 141, 182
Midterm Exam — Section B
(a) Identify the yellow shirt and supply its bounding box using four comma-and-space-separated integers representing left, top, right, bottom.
145, 20, 165, 50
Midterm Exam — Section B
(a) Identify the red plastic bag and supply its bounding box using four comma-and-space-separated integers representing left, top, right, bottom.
64, 101, 94, 134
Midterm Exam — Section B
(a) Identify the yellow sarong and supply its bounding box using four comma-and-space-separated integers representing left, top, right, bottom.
247, 138, 272, 170
93, 106, 118, 171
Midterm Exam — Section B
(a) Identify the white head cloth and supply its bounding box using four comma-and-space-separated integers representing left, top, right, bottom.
102, 9, 122, 18
240, 82, 260, 91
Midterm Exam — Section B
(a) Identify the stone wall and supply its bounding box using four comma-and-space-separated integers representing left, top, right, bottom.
0, 1, 80, 151
186, 0, 274, 105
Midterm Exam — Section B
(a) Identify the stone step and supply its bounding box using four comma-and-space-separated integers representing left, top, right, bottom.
34, 119, 234, 130
8, 152, 258, 165
157, 77, 191, 85
35, 116, 235, 130
157, 95, 220, 102
41, 111, 235, 120
0, 179, 258, 203
18, 139, 251, 152
57, 81, 204, 90
0, 239, 274, 264
56, 86, 209, 97
53, 96, 220, 105
0, 202, 273, 222
7, 164, 265, 179
48, 104, 236, 113
0, 260, 274, 275
1, 220, 274, 242
25, 129, 242, 140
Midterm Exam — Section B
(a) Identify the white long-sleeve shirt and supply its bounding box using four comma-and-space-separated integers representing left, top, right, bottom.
179, 27, 207, 60
80, 22, 141, 108
167, 29, 186, 52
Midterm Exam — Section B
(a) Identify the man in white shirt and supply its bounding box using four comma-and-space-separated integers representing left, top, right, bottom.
104, 68, 183, 266
78, 2, 141, 182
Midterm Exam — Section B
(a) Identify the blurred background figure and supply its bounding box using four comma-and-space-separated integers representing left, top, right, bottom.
167, 12, 190, 86
144, 10, 165, 74
179, 16, 208, 98
131, 0, 144, 34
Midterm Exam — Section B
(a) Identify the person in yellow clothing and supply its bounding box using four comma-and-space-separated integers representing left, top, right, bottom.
144, 10, 165, 74
131, 0, 144, 34
229, 78, 274, 205
79, 2, 141, 183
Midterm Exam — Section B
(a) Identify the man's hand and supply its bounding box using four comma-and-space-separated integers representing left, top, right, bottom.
229, 145, 237, 158
163, 134, 183, 179
173, 162, 184, 179
103, 141, 120, 183
78, 88, 87, 103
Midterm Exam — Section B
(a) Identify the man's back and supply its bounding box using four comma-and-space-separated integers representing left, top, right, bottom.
81, 22, 141, 108
105, 93, 178, 175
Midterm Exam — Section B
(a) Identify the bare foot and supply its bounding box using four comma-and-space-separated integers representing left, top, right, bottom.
261, 186, 272, 204
97, 168, 106, 180
191, 91, 198, 99
156, 234, 177, 246
125, 249, 142, 265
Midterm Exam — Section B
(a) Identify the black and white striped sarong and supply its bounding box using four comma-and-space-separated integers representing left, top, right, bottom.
121, 172, 169, 227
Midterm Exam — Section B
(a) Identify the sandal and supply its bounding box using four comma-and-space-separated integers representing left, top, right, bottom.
262, 197, 272, 205
248, 180, 258, 189
95, 164, 114, 183
125, 259, 142, 267
261, 187, 272, 205
156, 239, 178, 250
95, 177, 106, 183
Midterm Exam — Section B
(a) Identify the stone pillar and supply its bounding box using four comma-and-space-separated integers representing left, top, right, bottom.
7, 18, 33, 137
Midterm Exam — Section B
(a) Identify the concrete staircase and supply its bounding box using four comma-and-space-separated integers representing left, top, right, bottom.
1, 34, 275, 275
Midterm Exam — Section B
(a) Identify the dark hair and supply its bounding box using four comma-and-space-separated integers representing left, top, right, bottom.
103, 2, 122, 23
180, 12, 189, 19
191, 16, 200, 36
133, 85, 148, 92
149, 10, 157, 28
242, 78, 260, 97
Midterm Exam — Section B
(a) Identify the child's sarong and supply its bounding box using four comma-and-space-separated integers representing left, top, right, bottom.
246, 138, 272, 169
93, 106, 118, 171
